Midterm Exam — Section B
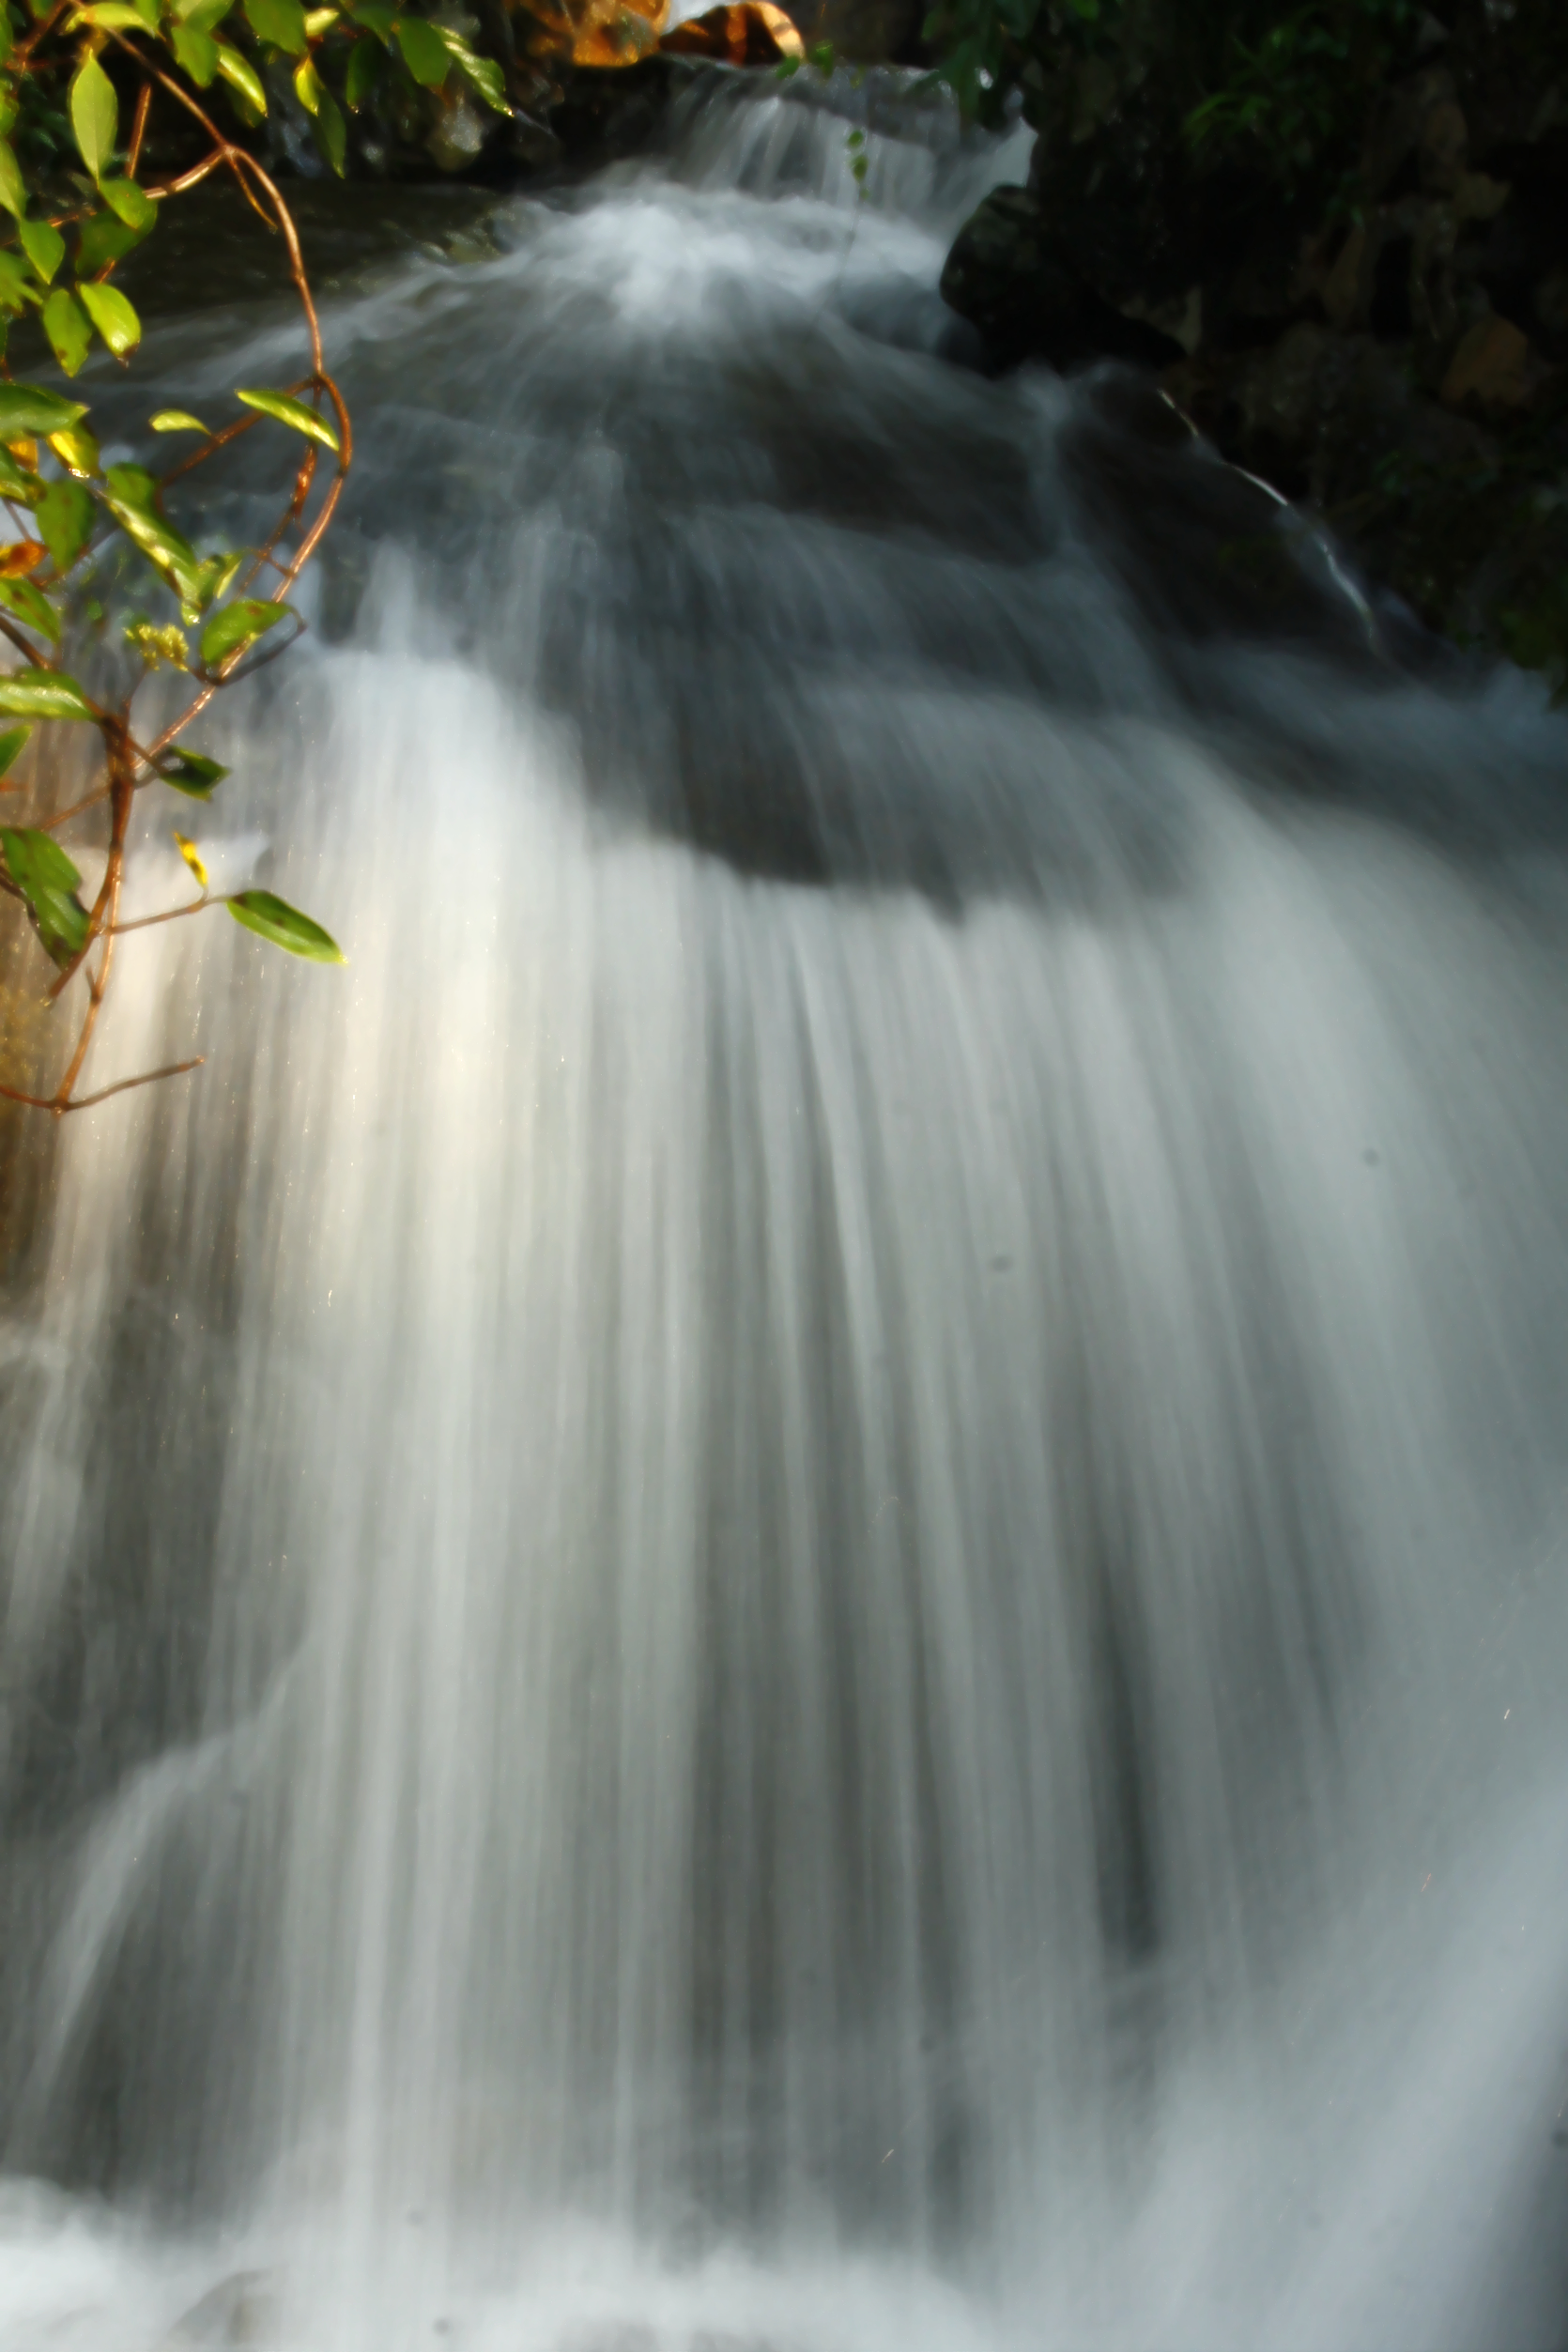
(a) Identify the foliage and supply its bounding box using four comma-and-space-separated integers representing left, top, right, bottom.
0, 0, 465, 1110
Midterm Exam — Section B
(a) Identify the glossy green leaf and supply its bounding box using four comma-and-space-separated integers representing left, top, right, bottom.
158, 746, 228, 797
235, 385, 340, 452
0, 669, 96, 719
345, 30, 381, 102
394, 14, 447, 85
41, 288, 91, 377
73, 1, 157, 26
0, 822, 92, 965
0, 724, 30, 778
243, 0, 306, 50
77, 210, 146, 274
215, 43, 268, 109
293, 53, 322, 109
200, 595, 289, 666
315, 85, 346, 171
0, 136, 23, 218
175, 0, 234, 25
0, 576, 60, 643
0, 450, 40, 504
70, 54, 117, 182
18, 217, 65, 284
150, 408, 210, 434
172, 20, 219, 77
0, 385, 86, 440
192, 546, 247, 607
446, 36, 507, 112
79, 281, 141, 357
104, 466, 202, 598
100, 176, 157, 231
36, 478, 94, 574
48, 424, 100, 475
228, 887, 344, 962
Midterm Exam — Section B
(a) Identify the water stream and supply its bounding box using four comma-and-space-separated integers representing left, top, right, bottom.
3, 66, 1568, 2352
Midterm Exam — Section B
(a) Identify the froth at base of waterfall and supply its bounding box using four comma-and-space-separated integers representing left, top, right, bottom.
4, 65, 1568, 2352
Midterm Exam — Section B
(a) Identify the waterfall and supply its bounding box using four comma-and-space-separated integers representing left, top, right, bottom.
3, 67, 1568, 2352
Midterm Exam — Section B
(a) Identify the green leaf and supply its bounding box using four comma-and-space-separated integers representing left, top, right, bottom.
0, 450, 40, 504
200, 595, 289, 666
104, 464, 202, 597
345, 30, 381, 103
0, 724, 30, 777
0, 136, 24, 218
100, 176, 157, 231
18, 217, 65, 284
36, 478, 94, 574
315, 85, 346, 171
214, 43, 267, 108
149, 408, 210, 434
171, 19, 219, 77
235, 386, 339, 452
78, 281, 141, 357
0, 669, 96, 718
158, 746, 227, 796
192, 546, 246, 606
69, 54, 117, 182
0, 384, 85, 440
347, 0, 396, 35
77, 209, 146, 274
445, 36, 507, 112
0, 252, 37, 315
174, 0, 233, 23
228, 886, 344, 962
293, 53, 322, 110
73, 2, 157, 25
394, 13, 447, 86
243, 0, 306, 49
0, 575, 60, 643
41, 288, 91, 377
0, 822, 91, 965
48, 424, 100, 475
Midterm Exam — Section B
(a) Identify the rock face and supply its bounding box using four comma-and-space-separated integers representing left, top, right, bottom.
938, 8, 1568, 695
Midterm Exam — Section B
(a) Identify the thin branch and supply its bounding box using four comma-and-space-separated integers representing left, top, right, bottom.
0, 1057, 205, 1114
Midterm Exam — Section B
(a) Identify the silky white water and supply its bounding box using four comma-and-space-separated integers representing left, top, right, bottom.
3, 68, 1568, 2352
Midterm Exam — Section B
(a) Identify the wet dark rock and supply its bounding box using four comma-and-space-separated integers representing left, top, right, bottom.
940, 187, 1185, 371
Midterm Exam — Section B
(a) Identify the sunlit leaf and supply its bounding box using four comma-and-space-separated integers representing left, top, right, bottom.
125, 616, 188, 668
215, 43, 268, 108
41, 288, 91, 377
48, 424, 99, 474
0, 449, 41, 505
444, 34, 507, 111
235, 385, 339, 452
36, 478, 95, 575
293, 53, 323, 109
200, 595, 290, 666
394, 13, 448, 85
315, 85, 346, 171
18, 217, 65, 283
150, 409, 211, 434
243, 0, 307, 50
228, 886, 344, 962
0, 541, 43, 576
0, 724, 30, 779
0, 136, 24, 218
304, 3, 338, 27
69, 54, 117, 182
158, 746, 227, 796
174, 829, 208, 888
0, 822, 92, 965
192, 546, 247, 607
0, 669, 96, 718
0, 576, 60, 643
104, 463, 202, 598
172, 20, 219, 77
100, 176, 157, 231
71, 2, 157, 26
0, 386, 86, 440
79, 281, 141, 357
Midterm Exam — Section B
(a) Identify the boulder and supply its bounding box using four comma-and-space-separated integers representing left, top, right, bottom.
660, 1, 802, 63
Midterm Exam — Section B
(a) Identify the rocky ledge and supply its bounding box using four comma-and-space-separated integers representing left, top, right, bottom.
940, 12, 1568, 696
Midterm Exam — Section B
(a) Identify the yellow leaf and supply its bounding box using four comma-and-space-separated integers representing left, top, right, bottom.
174, 830, 208, 889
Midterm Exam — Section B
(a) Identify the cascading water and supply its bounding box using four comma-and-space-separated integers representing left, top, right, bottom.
3, 63, 1568, 2352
